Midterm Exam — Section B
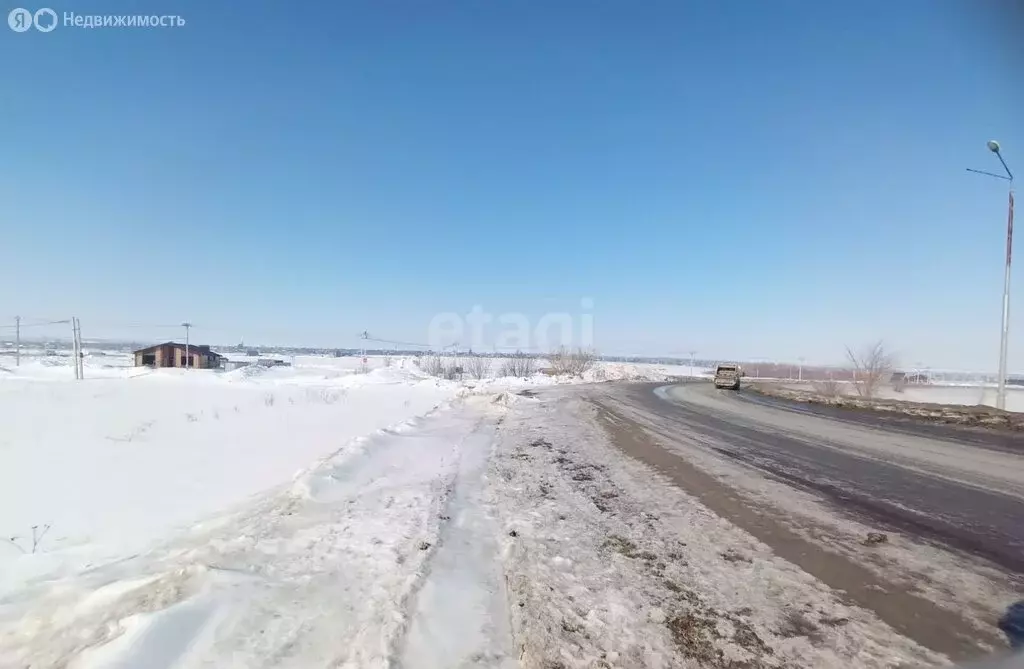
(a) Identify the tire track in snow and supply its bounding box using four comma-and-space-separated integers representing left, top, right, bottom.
393, 410, 516, 669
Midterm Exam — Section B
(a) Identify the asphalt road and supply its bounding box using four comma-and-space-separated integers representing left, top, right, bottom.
610, 381, 1024, 575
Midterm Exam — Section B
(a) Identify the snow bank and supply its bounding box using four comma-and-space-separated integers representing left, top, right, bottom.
0, 396, 510, 669
0, 360, 458, 594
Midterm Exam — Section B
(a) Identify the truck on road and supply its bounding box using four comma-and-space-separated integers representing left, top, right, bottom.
713, 363, 743, 390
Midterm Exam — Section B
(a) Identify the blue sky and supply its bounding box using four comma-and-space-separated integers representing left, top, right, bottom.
2, 1, 1021, 368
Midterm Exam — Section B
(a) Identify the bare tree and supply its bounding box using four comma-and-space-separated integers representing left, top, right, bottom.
417, 354, 463, 380
464, 355, 491, 380
446, 357, 464, 381
845, 341, 895, 399
546, 346, 597, 377
417, 354, 444, 377
4, 524, 51, 554
813, 378, 844, 398
499, 351, 536, 378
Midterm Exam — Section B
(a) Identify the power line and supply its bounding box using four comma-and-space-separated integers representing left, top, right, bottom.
358, 331, 471, 351
0, 319, 71, 330
0, 319, 196, 331
360, 334, 434, 349
87, 323, 185, 329
356, 331, 550, 354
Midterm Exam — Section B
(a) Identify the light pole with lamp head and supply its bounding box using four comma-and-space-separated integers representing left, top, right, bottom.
968, 140, 1015, 410
182, 322, 193, 370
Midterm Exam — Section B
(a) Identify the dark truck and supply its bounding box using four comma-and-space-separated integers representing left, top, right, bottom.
713, 363, 742, 390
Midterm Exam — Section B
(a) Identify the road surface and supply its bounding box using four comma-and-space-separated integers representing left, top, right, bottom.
598, 381, 1024, 574
584, 381, 1024, 658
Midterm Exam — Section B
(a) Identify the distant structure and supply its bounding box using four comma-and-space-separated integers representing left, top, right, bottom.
134, 342, 224, 369
223, 357, 291, 372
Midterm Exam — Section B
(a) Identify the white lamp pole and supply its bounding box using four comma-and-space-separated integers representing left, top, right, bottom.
182, 322, 193, 369
968, 141, 1014, 410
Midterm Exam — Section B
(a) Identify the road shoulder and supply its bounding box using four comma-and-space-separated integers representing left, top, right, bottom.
487, 389, 945, 668
628, 381, 1024, 635
590, 392, 997, 661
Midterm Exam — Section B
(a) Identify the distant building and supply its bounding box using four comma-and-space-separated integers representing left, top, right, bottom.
256, 358, 290, 368
223, 357, 291, 371
133, 342, 225, 369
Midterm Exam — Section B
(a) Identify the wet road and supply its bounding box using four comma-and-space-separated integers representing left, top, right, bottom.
602, 382, 1024, 574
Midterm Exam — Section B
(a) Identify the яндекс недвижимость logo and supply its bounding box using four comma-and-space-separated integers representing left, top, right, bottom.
8, 7, 57, 32
8, 8, 185, 32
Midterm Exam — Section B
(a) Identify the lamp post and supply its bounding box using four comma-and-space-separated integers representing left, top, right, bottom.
968, 140, 1015, 410
182, 322, 193, 369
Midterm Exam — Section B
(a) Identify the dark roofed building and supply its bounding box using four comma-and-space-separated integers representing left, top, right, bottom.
133, 342, 225, 369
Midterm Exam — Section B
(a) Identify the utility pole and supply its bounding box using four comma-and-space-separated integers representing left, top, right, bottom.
14, 316, 20, 367
688, 350, 696, 378
798, 356, 805, 382
182, 322, 193, 369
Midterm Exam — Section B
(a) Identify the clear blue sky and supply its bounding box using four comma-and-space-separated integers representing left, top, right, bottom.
2, 1, 1021, 369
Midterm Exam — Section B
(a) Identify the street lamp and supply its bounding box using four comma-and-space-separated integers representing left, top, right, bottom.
182, 322, 193, 369
968, 140, 1015, 410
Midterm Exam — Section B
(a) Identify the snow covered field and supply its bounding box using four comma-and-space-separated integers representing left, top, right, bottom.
0, 396, 515, 668
0, 355, 460, 593
777, 380, 1024, 412
876, 385, 1024, 411
21, 349, 963, 667
0, 351, 702, 666
2, 350, 1010, 666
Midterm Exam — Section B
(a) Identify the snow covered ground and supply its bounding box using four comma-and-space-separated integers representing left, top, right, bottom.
0, 356, 460, 595
1, 362, 950, 668
876, 385, 1024, 411
0, 395, 516, 668
777, 380, 1024, 412
0, 352, 514, 667
0, 353, 679, 567
5, 350, 1017, 665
